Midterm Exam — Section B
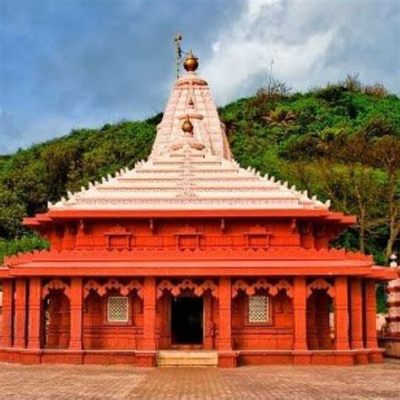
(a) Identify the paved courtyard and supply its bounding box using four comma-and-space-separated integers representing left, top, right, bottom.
0, 361, 399, 400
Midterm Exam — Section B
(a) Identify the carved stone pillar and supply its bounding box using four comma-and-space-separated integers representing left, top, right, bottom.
365, 280, 384, 363
293, 277, 307, 350
218, 277, 232, 351
335, 277, 349, 350
69, 278, 83, 350
350, 279, 363, 349
138, 277, 157, 367
204, 294, 214, 350
28, 278, 42, 349
1, 280, 13, 347
14, 279, 27, 348
218, 277, 236, 367
142, 277, 157, 350
365, 280, 378, 348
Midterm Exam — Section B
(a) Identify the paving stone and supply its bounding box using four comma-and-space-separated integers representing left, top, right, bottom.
0, 362, 399, 399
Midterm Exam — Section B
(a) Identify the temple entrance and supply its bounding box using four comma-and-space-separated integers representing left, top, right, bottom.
171, 297, 203, 345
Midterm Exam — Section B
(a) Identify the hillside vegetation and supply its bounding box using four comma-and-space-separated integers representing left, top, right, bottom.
1, 75, 399, 269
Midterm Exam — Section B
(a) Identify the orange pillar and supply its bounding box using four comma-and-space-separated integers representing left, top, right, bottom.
142, 277, 157, 350
1, 280, 13, 347
293, 277, 307, 350
218, 277, 236, 367
28, 278, 42, 349
350, 279, 363, 349
14, 279, 27, 348
218, 277, 232, 351
137, 277, 157, 367
69, 278, 83, 350
335, 277, 349, 350
365, 280, 378, 348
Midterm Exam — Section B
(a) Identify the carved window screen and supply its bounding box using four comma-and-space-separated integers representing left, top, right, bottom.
107, 296, 129, 323
248, 295, 269, 323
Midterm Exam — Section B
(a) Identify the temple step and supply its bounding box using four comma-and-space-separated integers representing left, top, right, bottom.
156, 350, 218, 367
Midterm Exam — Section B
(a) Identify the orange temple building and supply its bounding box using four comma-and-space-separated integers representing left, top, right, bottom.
382, 274, 400, 358
0, 52, 397, 367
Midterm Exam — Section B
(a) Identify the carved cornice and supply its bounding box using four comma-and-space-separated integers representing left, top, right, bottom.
4, 247, 374, 265
157, 278, 218, 299
42, 279, 70, 299
84, 279, 142, 299
307, 279, 335, 298
232, 278, 293, 299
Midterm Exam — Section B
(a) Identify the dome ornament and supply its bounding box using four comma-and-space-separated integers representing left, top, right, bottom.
181, 115, 194, 135
173, 33, 199, 78
183, 50, 199, 72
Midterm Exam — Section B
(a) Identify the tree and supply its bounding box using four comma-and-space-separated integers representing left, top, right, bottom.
0, 188, 26, 238
372, 136, 400, 259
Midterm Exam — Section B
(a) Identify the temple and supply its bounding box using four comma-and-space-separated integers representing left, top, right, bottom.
0, 52, 397, 367
381, 274, 400, 358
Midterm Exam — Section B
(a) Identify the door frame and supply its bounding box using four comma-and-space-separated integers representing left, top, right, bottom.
170, 295, 204, 349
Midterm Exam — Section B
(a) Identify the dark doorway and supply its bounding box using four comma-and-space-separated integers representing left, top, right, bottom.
171, 297, 203, 345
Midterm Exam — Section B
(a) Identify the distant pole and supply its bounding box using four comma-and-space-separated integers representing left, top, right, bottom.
174, 33, 183, 79
270, 58, 275, 77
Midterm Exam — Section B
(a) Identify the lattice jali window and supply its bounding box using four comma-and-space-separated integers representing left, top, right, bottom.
248, 295, 269, 323
107, 296, 129, 323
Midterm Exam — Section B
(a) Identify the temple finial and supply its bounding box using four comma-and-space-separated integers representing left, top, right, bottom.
183, 50, 199, 73
174, 33, 183, 79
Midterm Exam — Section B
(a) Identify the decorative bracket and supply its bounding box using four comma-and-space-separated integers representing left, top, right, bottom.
157, 278, 218, 299
232, 279, 293, 299
42, 279, 70, 299
84, 279, 143, 299
307, 279, 335, 298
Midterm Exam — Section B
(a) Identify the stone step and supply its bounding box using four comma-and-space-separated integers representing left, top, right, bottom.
156, 350, 218, 367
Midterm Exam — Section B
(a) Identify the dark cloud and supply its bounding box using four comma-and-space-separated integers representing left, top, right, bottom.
0, 0, 398, 155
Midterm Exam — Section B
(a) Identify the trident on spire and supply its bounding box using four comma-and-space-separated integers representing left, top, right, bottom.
174, 33, 183, 79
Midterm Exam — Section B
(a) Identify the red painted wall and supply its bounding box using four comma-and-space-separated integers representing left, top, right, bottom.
232, 291, 294, 350
45, 217, 338, 253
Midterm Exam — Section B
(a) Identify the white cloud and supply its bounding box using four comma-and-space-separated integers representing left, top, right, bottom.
201, 0, 399, 105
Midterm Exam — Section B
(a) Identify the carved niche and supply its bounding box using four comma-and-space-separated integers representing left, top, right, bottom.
174, 225, 203, 250
104, 224, 133, 250
244, 225, 273, 249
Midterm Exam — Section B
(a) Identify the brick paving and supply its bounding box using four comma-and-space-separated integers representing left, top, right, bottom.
0, 361, 399, 400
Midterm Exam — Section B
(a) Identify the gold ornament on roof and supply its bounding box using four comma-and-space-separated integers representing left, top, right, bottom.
183, 51, 199, 72
181, 115, 194, 134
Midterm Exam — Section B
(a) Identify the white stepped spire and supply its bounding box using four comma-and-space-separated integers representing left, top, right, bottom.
47, 54, 328, 212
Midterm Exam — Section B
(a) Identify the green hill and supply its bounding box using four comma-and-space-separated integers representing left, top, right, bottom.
1, 76, 399, 273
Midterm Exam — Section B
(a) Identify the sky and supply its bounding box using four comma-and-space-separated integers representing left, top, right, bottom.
0, 0, 399, 155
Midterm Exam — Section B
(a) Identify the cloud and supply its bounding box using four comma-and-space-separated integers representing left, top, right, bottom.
202, 0, 400, 104
0, 0, 398, 154
0, 0, 245, 154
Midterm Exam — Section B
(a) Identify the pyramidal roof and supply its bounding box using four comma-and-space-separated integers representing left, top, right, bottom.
49, 56, 329, 212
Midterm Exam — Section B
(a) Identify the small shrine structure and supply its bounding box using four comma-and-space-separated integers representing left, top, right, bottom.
382, 255, 400, 358
0, 51, 396, 367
